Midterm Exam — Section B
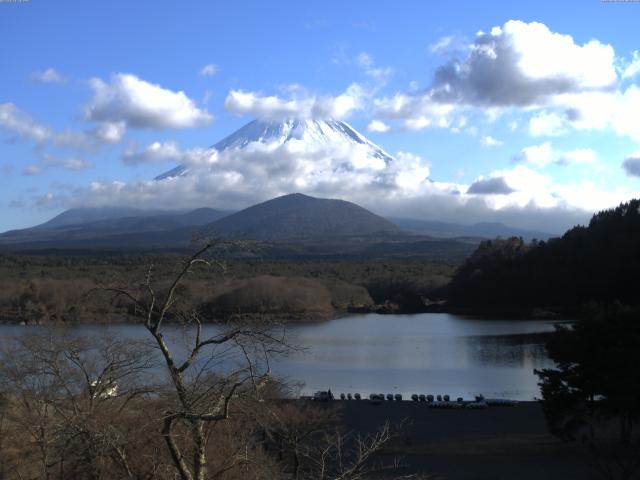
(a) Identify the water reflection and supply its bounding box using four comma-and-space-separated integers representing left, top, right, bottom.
461, 332, 552, 367
275, 314, 559, 400
0, 313, 561, 400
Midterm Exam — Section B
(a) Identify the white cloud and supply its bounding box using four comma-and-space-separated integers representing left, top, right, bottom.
356, 52, 373, 68
356, 52, 393, 83
431, 20, 615, 108
390, 151, 431, 192
418, 23, 640, 142
558, 148, 597, 166
528, 111, 567, 136
92, 121, 126, 144
54, 157, 91, 171
86, 73, 213, 129
373, 92, 457, 131
24, 164, 44, 176
24, 153, 92, 176
0, 103, 122, 148
622, 151, 640, 177
469, 164, 633, 217
123, 141, 215, 168
374, 20, 617, 131
555, 86, 640, 142
0, 103, 51, 142
36, 193, 56, 208
199, 64, 218, 77
622, 51, 640, 79
552, 181, 637, 214
429, 36, 454, 54
515, 142, 597, 167
481, 135, 503, 147
202, 89, 214, 105
467, 176, 514, 194
507, 22, 615, 87
30, 68, 66, 84
515, 142, 556, 167
487, 165, 556, 209
224, 84, 365, 120
51, 134, 432, 214
367, 120, 390, 133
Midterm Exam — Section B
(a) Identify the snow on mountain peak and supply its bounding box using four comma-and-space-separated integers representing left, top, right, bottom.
155, 119, 394, 180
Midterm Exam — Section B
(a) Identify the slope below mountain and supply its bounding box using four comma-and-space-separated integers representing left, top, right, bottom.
205, 193, 402, 240
34, 207, 168, 230
0, 208, 231, 244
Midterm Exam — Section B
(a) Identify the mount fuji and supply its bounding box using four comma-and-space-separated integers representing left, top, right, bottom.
0, 118, 551, 253
155, 118, 395, 180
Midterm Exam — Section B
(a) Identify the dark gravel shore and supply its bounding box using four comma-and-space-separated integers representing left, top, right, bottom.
329, 400, 597, 479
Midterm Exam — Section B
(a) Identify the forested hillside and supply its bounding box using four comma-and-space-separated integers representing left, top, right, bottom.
447, 199, 640, 310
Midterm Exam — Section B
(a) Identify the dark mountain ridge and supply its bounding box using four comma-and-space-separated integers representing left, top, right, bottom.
205, 193, 402, 240
0, 208, 230, 245
33, 207, 176, 230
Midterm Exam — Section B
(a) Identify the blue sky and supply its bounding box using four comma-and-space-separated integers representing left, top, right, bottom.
2, 0, 640, 233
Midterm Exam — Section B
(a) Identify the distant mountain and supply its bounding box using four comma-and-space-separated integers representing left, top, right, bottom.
178, 208, 231, 226
390, 217, 555, 241
0, 207, 231, 245
33, 207, 230, 230
156, 119, 394, 180
33, 207, 169, 230
0, 194, 478, 261
205, 193, 402, 240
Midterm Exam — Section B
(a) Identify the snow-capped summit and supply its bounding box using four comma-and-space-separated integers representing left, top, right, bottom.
155, 118, 394, 180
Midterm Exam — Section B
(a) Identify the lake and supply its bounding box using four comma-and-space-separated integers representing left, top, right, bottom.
0, 313, 560, 401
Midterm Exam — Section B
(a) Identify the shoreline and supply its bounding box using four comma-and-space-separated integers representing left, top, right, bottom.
0, 304, 570, 325
313, 399, 593, 479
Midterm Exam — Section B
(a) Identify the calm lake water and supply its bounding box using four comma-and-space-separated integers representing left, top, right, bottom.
0, 313, 561, 400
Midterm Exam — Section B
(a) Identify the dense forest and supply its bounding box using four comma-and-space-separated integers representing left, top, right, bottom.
0, 255, 454, 324
447, 199, 640, 311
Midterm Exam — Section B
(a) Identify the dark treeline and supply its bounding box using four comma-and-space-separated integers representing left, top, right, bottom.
0, 255, 454, 324
446, 199, 640, 311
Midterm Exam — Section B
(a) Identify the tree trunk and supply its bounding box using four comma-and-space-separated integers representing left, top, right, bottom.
193, 420, 207, 480
162, 417, 194, 480
293, 447, 301, 480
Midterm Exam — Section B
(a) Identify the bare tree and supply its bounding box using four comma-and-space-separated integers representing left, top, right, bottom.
310, 421, 405, 480
255, 401, 338, 479
103, 242, 291, 480
0, 331, 154, 479
254, 400, 419, 480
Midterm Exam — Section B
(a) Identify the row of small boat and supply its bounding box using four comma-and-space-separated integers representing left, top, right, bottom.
309, 391, 516, 407
410, 394, 489, 408
411, 394, 457, 403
